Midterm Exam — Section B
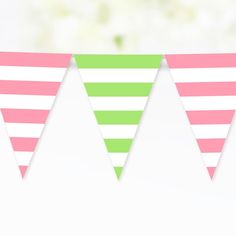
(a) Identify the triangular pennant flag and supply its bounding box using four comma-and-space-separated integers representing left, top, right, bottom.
166, 54, 236, 179
74, 55, 163, 179
0, 52, 71, 178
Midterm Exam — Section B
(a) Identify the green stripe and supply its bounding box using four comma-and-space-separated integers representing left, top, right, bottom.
114, 167, 123, 179
84, 83, 153, 96
104, 139, 133, 152
94, 111, 142, 124
74, 55, 163, 68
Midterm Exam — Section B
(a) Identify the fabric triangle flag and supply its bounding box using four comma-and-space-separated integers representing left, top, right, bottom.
0, 52, 71, 178
74, 55, 163, 179
166, 54, 236, 179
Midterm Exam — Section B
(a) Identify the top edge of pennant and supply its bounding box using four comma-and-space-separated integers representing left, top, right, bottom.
165, 54, 236, 68
74, 55, 163, 68
0, 52, 72, 68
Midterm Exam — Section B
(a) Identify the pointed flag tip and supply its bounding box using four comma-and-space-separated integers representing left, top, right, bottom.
207, 167, 216, 180
114, 167, 123, 180
19, 166, 28, 178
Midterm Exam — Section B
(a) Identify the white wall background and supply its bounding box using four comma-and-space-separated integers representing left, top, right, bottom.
1, 1, 236, 236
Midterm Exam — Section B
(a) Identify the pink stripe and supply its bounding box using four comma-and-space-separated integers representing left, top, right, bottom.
2, 109, 49, 123
0, 80, 60, 95
19, 165, 28, 178
166, 54, 236, 68
0, 52, 71, 67
176, 82, 236, 96
186, 110, 235, 124
197, 139, 225, 153
207, 167, 216, 179
10, 137, 38, 152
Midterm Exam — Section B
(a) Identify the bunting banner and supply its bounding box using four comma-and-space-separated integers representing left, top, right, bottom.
0, 52, 71, 177
0, 52, 235, 180
74, 55, 163, 178
166, 54, 236, 179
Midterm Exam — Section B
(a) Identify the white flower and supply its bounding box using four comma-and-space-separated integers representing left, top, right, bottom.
19, 0, 236, 52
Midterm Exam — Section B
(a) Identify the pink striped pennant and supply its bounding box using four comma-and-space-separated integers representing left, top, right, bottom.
0, 52, 71, 177
166, 54, 236, 179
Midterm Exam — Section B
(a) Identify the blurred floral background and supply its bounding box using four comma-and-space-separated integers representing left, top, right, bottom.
1, 0, 236, 53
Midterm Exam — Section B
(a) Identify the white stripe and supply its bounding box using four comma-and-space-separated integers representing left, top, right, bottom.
180, 96, 236, 110
89, 97, 148, 110
0, 94, 55, 109
170, 68, 236, 82
99, 125, 137, 138
109, 153, 128, 167
6, 123, 44, 137
14, 152, 33, 166
202, 153, 221, 167
191, 124, 230, 139
80, 69, 158, 82
0, 66, 66, 82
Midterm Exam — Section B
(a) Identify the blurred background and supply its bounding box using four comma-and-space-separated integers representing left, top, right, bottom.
1, 0, 236, 53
